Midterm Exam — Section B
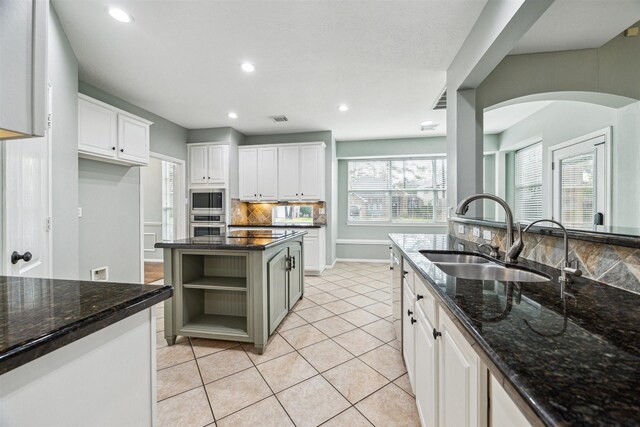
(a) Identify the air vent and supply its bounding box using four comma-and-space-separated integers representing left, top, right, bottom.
270, 115, 288, 123
433, 88, 446, 110
421, 123, 439, 131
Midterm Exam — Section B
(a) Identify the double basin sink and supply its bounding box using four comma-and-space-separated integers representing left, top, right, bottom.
421, 251, 550, 283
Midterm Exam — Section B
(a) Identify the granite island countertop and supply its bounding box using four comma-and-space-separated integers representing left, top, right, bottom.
389, 233, 640, 426
0, 276, 172, 375
228, 223, 325, 229
155, 229, 308, 251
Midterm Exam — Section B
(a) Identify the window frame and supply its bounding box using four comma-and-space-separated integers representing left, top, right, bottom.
346, 155, 447, 226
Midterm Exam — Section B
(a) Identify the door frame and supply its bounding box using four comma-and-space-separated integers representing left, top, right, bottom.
139, 152, 187, 283
546, 127, 612, 226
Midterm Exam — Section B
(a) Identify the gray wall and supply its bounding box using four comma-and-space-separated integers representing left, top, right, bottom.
49, 6, 80, 279
78, 83, 188, 282
143, 157, 163, 261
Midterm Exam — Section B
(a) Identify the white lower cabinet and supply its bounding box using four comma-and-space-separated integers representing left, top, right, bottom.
403, 281, 416, 391
415, 303, 438, 427
490, 375, 532, 427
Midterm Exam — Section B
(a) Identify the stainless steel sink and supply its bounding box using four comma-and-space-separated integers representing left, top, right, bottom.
433, 263, 550, 282
421, 251, 489, 264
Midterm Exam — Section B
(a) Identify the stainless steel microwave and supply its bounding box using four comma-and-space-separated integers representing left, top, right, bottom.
190, 189, 225, 215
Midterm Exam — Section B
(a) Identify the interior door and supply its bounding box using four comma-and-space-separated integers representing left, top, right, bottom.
267, 248, 289, 334
4, 86, 51, 277
552, 134, 607, 229
117, 114, 148, 164
277, 146, 299, 200
257, 147, 278, 201
207, 145, 226, 185
189, 145, 208, 184
288, 244, 303, 307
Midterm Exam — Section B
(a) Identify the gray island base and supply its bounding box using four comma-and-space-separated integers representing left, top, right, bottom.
155, 230, 306, 354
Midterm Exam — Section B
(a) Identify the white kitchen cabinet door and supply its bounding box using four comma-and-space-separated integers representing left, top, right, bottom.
239, 148, 258, 201
438, 306, 485, 427
415, 304, 438, 427
303, 233, 319, 271
299, 144, 324, 200
207, 145, 227, 185
278, 146, 300, 201
490, 375, 532, 427
78, 97, 118, 159
257, 147, 278, 201
189, 145, 209, 185
117, 114, 149, 165
403, 281, 416, 391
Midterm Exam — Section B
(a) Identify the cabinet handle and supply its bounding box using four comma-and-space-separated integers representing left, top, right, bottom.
411, 317, 416, 325
416, 294, 424, 300
120, 148, 124, 152
296, 193, 298, 196
403, 270, 408, 276
291, 256, 296, 269
111, 146, 116, 150
208, 176, 210, 179
259, 194, 262, 197
301, 193, 304, 196
432, 328, 442, 339
407, 309, 413, 317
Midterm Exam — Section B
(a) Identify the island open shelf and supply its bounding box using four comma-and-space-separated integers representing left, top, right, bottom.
181, 253, 247, 291
181, 287, 248, 336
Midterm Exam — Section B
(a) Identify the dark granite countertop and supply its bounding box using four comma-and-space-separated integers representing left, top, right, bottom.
155, 229, 307, 251
389, 233, 640, 427
228, 223, 325, 229
0, 276, 172, 375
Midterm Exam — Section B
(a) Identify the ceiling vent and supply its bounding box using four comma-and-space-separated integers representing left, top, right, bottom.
270, 115, 288, 123
432, 88, 447, 110
421, 123, 439, 132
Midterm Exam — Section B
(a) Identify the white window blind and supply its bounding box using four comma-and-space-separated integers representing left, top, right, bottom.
560, 153, 594, 229
347, 157, 447, 224
161, 161, 176, 241
514, 143, 542, 222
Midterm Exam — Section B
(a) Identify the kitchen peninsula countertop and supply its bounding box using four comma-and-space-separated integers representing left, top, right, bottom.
155, 229, 308, 251
389, 233, 640, 426
0, 276, 171, 375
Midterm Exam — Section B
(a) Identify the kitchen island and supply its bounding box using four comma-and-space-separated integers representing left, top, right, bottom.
156, 229, 306, 354
0, 276, 171, 426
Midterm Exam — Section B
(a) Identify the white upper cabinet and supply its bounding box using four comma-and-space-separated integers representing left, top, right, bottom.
277, 146, 300, 201
239, 142, 325, 202
188, 143, 229, 187
77, 94, 152, 166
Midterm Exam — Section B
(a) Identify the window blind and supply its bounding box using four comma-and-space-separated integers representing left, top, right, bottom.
560, 153, 594, 229
514, 143, 542, 222
162, 161, 176, 241
347, 157, 447, 224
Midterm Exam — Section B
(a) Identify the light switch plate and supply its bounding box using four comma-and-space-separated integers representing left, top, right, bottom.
458, 224, 465, 234
482, 230, 492, 240
319, 208, 325, 214
78, 207, 83, 218
473, 227, 480, 238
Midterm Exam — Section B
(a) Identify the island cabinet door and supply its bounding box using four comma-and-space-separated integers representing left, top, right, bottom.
267, 247, 289, 334
288, 244, 303, 307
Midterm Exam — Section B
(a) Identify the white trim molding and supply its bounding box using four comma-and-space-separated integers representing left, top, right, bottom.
336, 238, 391, 246
336, 258, 389, 264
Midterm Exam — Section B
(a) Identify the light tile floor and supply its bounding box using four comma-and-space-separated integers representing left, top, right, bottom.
153, 262, 420, 427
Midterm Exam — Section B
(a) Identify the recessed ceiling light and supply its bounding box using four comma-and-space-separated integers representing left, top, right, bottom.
107, 7, 133, 23
421, 120, 434, 126
240, 62, 255, 73
228, 112, 238, 119
338, 104, 349, 112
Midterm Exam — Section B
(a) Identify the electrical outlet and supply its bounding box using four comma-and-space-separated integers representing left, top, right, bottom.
319, 208, 325, 215
473, 227, 480, 238
457, 224, 465, 234
91, 266, 109, 281
482, 230, 492, 240
78, 207, 83, 218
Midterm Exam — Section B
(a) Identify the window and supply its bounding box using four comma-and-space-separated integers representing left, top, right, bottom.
514, 143, 542, 222
161, 161, 176, 240
347, 157, 447, 224
272, 205, 314, 225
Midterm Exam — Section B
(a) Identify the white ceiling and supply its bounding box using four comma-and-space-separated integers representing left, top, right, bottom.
511, 0, 640, 55
484, 101, 553, 134
52, 0, 487, 140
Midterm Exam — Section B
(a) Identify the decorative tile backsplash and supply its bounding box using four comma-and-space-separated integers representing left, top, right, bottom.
231, 199, 326, 226
449, 219, 640, 295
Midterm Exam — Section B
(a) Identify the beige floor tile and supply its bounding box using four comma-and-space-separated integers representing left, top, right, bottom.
344, 295, 378, 308
322, 407, 373, 427
329, 288, 359, 299
333, 329, 384, 356
257, 352, 317, 393
217, 396, 293, 427
157, 386, 213, 427
322, 300, 358, 315
305, 286, 324, 296
156, 316, 165, 333
338, 309, 380, 327
280, 324, 329, 349
367, 281, 389, 290
365, 290, 391, 302
156, 305, 165, 319
293, 298, 318, 312
306, 291, 339, 305
360, 319, 397, 343
337, 271, 359, 279
190, 338, 238, 358
351, 275, 374, 285
298, 339, 354, 372
350, 284, 378, 294
157, 360, 203, 401
323, 358, 389, 404
393, 373, 414, 397
277, 311, 309, 332
197, 347, 253, 384
242, 333, 295, 365
205, 367, 272, 419
156, 331, 168, 349
315, 282, 342, 292
388, 338, 401, 351
332, 278, 357, 288
362, 302, 392, 318
296, 305, 335, 322
277, 375, 351, 427
157, 340, 194, 370
312, 316, 356, 338
359, 345, 407, 380
355, 384, 420, 427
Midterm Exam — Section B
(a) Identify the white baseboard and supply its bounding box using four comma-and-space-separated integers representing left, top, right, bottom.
336, 258, 389, 264
324, 258, 337, 270
143, 259, 163, 263
336, 239, 390, 246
